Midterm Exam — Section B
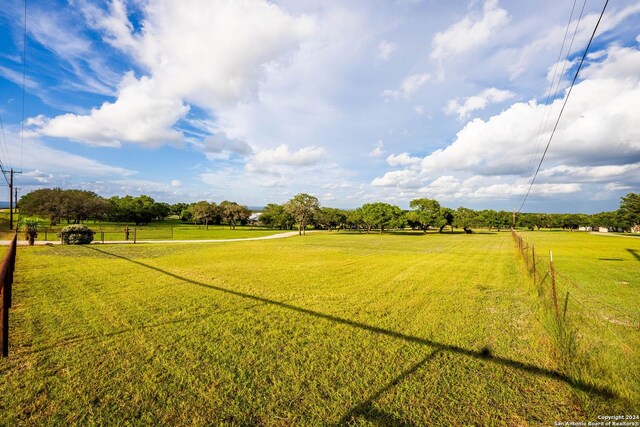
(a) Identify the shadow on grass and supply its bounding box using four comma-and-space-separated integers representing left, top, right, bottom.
336, 351, 439, 426
627, 249, 640, 262
82, 246, 621, 411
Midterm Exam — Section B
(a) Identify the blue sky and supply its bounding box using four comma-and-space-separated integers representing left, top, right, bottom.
0, 0, 639, 212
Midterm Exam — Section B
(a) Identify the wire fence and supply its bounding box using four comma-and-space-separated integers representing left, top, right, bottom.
38, 226, 175, 242
511, 229, 639, 397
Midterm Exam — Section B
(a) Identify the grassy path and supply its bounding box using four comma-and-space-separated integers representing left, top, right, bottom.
0, 232, 633, 425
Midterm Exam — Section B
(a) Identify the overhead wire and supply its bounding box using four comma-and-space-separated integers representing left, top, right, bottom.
524, 0, 580, 182
517, 0, 610, 213
527, 0, 587, 182
0, 115, 11, 185
19, 0, 27, 175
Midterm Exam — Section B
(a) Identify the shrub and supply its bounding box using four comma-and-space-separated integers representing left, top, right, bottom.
60, 224, 95, 245
20, 218, 41, 246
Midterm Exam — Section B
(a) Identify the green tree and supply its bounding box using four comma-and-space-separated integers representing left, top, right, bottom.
220, 201, 250, 229
619, 192, 640, 230
360, 202, 402, 234
408, 198, 443, 233
453, 207, 477, 233
284, 193, 320, 235
191, 201, 218, 229
315, 207, 347, 230
260, 204, 295, 230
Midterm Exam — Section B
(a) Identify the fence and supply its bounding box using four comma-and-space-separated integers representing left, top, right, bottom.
510, 228, 639, 396
1, 232, 17, 357
47, 226, 174, 243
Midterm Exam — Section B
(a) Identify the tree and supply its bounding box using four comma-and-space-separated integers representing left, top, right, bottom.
360, 202, 402, 234
453, 207, 477, 233
284, 193, 320, 235
220, 201, 250, 230
619, 192, 640, 230
408, 198, 443, 233
439, 207, 454, 232
260, 204, 295, 229
110, 195, 157, 225
191, 201, 218, 229
19, 188, 65, 225
315, 207, 347, 230
347, 208, 364, 232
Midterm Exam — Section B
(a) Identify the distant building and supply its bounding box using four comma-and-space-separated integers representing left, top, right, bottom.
598, 227, 609, 233
248, 213, 261, 225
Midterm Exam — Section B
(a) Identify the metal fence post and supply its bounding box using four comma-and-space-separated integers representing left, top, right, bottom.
550, 250, 558, 319
532, 243, 536, 285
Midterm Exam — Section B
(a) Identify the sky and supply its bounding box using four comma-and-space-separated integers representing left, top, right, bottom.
0, 0, 639, 213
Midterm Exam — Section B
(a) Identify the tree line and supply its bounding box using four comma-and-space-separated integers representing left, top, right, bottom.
17, 188, 639, 233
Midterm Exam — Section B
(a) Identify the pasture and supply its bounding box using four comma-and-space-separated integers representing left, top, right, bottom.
0, 231, 638, 425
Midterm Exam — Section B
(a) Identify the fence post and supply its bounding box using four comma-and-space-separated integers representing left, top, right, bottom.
101, 230, 105, 244
134, 228, 137, 244
550, 250, 559, 319
532, 243, 536, 285
44, 228, 48, 241
524, 242, 529, 270
563, 291, 569, 321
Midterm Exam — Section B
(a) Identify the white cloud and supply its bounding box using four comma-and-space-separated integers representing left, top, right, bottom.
386, 153, 421, 167
377, 40, 395, 61
414, 105, 425, 115
202, 132, 253, 157
247, 144, 326, 174
31, 0, 315, 147
170, 180, 182, 188
444, 87, 515, 120
33, 73, 189, 147
430, 0, 509, 60
382, 73, 430, 100
372, 43, 640, 201
372, 169, 422, 188
368, 140, 386, 158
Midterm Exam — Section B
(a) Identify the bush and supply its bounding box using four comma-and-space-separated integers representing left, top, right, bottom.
60, 224, 95, 245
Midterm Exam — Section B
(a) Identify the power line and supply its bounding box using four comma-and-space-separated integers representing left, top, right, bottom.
0, 116, 12, 185
518, 0, 610, 213
524, 0, 580, 182
527, 0, 587, 182
19, 0, 27, 174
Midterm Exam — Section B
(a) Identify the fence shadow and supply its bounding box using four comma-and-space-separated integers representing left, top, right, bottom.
81, 246, 621, 405
627, 248, 640, 262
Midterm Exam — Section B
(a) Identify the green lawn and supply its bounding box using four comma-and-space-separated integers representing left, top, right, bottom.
1, 232, 637, 425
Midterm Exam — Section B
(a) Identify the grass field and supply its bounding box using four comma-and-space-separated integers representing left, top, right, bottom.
0, 212, 288, 241
1, 231, 638, 425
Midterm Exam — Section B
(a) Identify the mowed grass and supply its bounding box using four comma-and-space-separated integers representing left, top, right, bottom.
0, 232, 635, 425
519, 231, 640, 407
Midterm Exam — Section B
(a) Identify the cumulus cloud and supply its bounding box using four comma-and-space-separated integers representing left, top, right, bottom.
386, 153, 421, 167
170, 180, 182, 188
247, 144, 325, 174
373, 43, 640, 201
377, 40, 395, 60
368, 140, 386, 158
430, 0, 509, 60
381, 73, 430, 100
444, 87, 515, 120
31, 0, 315, 147
203, 132, 253, 158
